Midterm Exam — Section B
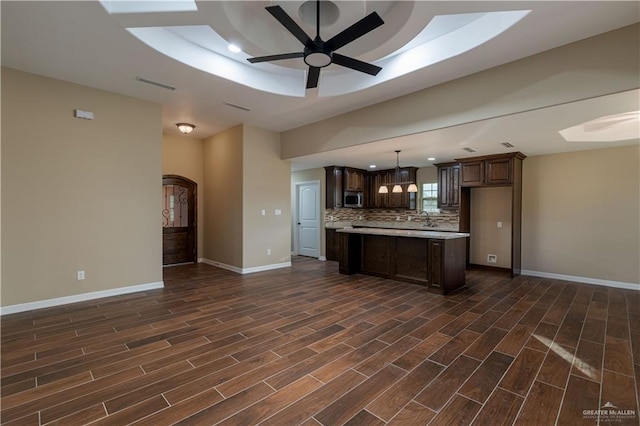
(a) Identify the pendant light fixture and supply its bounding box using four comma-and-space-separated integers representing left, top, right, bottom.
378, 150, 418, 194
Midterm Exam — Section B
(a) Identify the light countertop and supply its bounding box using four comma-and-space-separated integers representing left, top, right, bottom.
336, 227, 469, 240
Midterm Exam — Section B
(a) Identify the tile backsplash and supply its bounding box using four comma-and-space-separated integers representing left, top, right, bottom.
325, 208, 460, 229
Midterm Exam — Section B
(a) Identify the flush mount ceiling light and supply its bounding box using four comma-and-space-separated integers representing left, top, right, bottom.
176, 123, 196, 134
378, 150, 418, 194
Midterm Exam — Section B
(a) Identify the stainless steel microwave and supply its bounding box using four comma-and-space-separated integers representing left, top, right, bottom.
344, 191, 363, 208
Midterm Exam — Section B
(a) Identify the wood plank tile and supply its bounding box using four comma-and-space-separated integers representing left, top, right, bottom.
344, 410, 385, 426
464, 327, 508, 361
525, 322, 559, 353
471, 387, 523, 426
311, 339, 388, 383
600, 369, 639, 422
414, 355, 481, 411
603, 335, 635, 377
536, 342, 576, 389
495, 324, 534, 357
173, 382, 274, 426
314, 364, 405, 425
580, 317, 606, 344
354, 335, 421, 377
392, 332, 451, 371
2, 260, 638, 426
606, 314, 631, 341
498, 348, 545, 397
265, 344, 351, 390
366, 359, 443, 421
218, 375, 323, 425
428, 329, 480, 365
571, 339, 603, 382
260, 369, 367, 426
515, 381, 564, 425
387, 401, 436, 425
466, 310, 503, 334
429, 394, 481, 426
459, 351, 514, 403
556, 374, 601, 426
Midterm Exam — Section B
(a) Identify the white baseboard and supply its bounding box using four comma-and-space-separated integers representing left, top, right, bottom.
521, 270, 639, 291
0, 281, 164, 316
319, 256, 327, 261
200, 259, 291, 274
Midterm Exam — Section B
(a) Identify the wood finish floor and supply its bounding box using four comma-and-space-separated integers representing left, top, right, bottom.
2, 257, 639, 425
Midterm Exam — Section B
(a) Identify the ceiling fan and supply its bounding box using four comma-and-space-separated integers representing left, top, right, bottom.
247, 0, 384, 89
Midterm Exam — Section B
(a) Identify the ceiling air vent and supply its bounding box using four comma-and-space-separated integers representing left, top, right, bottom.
462, 147, 476, 153
224, 102, 251, 112
501, 142, 515, 148
135, 76, 175, 91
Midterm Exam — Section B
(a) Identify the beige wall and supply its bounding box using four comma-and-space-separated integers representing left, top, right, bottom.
470, 187, 513, 268
1, 68, 163, 306
522, 145, 640, 285
281, 24, 639, 159
243, 125, 291, 268
203, 125, 243, 267
162, 134, 204, 258
292, 168, 326, 257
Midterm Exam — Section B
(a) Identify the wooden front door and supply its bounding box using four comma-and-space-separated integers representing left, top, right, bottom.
162, 175, 196, 265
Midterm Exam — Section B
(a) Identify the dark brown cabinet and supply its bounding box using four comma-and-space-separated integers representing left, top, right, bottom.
458, 153, 525, 187
326, 229, 340, 261
455, 151, 526, 277
436, 162, 460, 209
324, 166, 343, 208
369, 167, 417, 209
338, 232, 467, 294
344, 167, 364, 192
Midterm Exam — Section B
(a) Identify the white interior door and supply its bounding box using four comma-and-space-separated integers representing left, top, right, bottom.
297, 182, 320, 258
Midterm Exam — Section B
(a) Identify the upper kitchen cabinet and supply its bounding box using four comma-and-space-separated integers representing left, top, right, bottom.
458, 152, 526, 187
436, 162, 460, 209
344, 167, 364, 192
370, 167, 417, 209
325, 166, 343, 209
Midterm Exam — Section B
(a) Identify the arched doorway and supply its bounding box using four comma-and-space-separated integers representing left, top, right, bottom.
162, 175, 197, 265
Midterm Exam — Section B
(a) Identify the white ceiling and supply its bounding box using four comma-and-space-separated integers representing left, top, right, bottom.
2, 1, 639, 171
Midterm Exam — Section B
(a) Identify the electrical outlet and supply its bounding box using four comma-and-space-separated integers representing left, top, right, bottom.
487, 254, 497, 264
267, 249, 271, 255
407, 216, 412, 221
497, 221, 503, 228
77, 270, 85, 280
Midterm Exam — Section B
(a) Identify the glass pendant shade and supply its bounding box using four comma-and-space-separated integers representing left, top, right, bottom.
392, 185, 403, 193
407, 183, 418, 193
378, 185, 388, 194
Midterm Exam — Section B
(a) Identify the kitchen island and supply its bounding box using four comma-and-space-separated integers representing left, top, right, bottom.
336, 227, 469, 294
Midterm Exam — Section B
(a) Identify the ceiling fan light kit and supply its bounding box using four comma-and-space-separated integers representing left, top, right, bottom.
248, 0, 384, 90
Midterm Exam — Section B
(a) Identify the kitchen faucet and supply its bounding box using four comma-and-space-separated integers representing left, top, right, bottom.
420, 210, 436, 228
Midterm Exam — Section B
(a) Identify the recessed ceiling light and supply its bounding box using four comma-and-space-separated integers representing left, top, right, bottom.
228, 44, 241, 53
369, 165, 377, 169
428, 157, 436, 161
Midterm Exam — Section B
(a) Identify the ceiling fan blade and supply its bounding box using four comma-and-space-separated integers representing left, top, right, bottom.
332, 53, 382, 76
247, 52, 304, 63
306, 66, 320, 89
266, 5, 313, 47
325, 12, 384, 51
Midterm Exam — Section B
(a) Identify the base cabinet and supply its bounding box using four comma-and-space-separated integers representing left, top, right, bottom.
326, 229, 339, 261
339, 233, 467, 294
